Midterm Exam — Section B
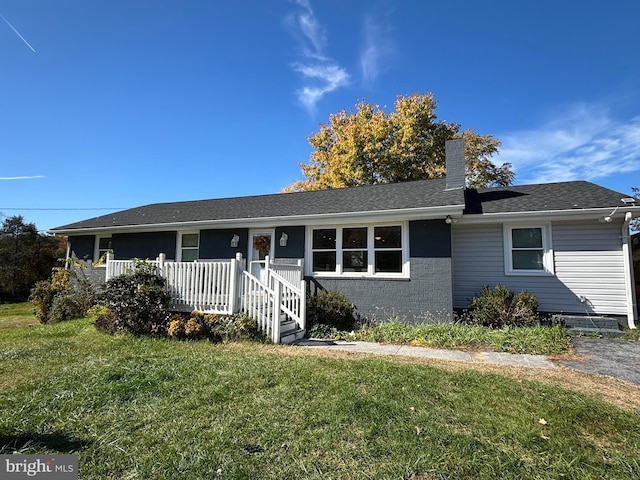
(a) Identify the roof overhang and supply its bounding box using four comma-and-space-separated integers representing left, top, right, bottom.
457, 206, 640, 225
50, 204, 467, 236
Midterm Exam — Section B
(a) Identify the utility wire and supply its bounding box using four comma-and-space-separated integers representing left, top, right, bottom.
0, 207, 126, 211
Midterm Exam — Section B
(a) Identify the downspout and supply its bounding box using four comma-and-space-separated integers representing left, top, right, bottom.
621, 212, 637, 329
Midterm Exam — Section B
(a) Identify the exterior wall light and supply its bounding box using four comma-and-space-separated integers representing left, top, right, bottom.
230, 234, 240, 247
279, 232, 288, 247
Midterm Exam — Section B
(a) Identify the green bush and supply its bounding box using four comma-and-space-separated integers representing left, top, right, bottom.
99, 263, 171, 335
306, 290, 356, 331
48, 294, 84, 323
307, 323, 341, 339
93, 309, 119, 335
30, 268, 71, 323
29, 266, 96, 324
469, 284, 538, 328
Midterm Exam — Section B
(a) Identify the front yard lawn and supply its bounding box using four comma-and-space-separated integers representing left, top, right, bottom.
1, 311, 639, 479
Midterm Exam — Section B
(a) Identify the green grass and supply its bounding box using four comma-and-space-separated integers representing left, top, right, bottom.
0, 302, 38, 329
623, 327, 640, 341
340, 321, 570, 355
1, 310, 639, 479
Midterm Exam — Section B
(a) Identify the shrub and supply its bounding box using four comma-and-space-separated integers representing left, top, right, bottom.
307, 323, 341, 339
30, 262, 99, 324
93, 309, 119, 335
99, 263, 171, 335
30, 268, 72, 323
469, 284, 538, 328
306, 290, 356, 331
166, 311, 263, 342
48, 294, 84, 323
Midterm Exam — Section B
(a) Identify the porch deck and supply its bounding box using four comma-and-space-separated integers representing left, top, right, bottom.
105, 253, 306, 343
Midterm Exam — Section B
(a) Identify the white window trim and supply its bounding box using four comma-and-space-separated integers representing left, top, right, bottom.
177, 231, 200, 262
94, 235, 112, 265
503, 224, 554, 276
306, 222, 410, 278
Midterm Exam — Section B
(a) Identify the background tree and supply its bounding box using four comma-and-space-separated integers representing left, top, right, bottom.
0, 215, 65, 302
283, 93, 514, 192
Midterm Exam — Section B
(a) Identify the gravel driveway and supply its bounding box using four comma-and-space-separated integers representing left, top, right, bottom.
559, 337, 640, 385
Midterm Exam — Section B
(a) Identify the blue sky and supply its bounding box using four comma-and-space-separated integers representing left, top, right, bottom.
1, 0, 639, 232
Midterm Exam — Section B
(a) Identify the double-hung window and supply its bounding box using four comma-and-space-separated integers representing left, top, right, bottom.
374, 226, 403, 273
342, 228, 368, 272
312, 229, 337, 272
504, 225, 553, 275
179, 233, 199, 261
96, 236, 112, 263
310, 225, 406, 276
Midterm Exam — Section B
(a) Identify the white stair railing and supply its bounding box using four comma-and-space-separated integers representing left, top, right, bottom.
267, 268, 306, 332
104, 253, 305, 342
241, 270, 277, 342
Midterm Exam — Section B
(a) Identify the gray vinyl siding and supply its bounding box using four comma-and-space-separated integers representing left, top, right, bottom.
452, 220, 627, 315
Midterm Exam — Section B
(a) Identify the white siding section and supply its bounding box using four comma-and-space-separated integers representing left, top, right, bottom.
452, 220, 627, 315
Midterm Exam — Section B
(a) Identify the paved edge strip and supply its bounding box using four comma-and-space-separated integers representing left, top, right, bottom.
292, 339, 556, 369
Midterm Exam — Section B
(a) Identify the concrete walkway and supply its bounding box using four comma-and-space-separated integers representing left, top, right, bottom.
292, 339, 557, 369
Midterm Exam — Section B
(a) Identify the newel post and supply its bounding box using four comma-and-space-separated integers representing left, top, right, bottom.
300, 278, 306, 331
272, 279, 282, 344
157, 253, 166, 276
105, 252, 115, 281
229, 252, 243, 314
264, 255, 271, 286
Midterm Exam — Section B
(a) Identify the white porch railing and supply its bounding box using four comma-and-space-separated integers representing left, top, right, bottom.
163, 258, 237, 313
104, 253, 304, 343
267, 257, 304, 285
105, 258, 160, 279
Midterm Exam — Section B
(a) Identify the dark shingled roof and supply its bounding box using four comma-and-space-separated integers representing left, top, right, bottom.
464, 181, 631, 214
51, 178, 464, 232
50, 178, 633, 233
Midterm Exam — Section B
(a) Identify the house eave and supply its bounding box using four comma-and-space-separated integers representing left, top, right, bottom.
457, 206, 640, 225
50, 204, 466, 235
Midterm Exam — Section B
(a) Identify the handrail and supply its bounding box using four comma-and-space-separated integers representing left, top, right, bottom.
104, 253, 306, 342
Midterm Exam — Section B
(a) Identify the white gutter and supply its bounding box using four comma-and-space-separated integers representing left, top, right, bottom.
457, 206, 640, 225
621, 211, 637, 329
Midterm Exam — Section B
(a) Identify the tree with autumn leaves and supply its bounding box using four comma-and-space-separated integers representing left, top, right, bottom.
283, 92, 514, 192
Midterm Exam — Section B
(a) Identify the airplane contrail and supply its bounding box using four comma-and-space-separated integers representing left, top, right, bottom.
0, 175, 45, 180
0, 13, 36, 52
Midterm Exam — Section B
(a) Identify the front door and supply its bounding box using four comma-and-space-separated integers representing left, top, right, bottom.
249, 230, 274, 281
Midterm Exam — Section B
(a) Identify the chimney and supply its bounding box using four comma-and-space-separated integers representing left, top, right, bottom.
445, 138, 465, 190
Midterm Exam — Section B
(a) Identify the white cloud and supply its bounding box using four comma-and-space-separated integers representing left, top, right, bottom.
286, 0, 350, 112
359, 13, 394, 86
290, 0, 325, 55
0, 175, 45, 180
495, 104, 640, 184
